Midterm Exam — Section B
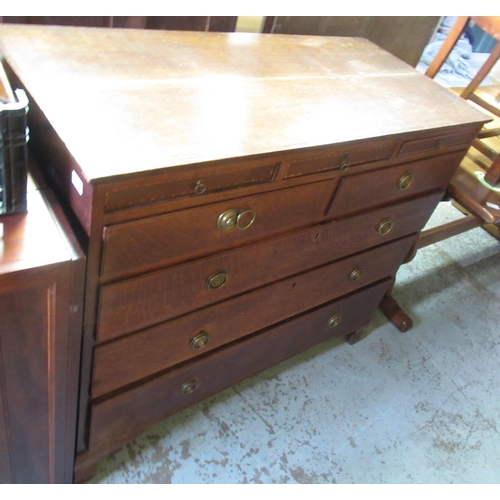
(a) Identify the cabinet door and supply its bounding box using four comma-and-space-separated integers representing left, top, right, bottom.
0, 259, 84, 483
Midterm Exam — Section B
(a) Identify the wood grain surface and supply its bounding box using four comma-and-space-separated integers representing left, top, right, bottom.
0, 25, 488, 182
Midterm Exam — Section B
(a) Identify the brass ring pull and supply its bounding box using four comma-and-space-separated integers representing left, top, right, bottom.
207, 271, 228, 290
194, 180, 206, 195
377, 219, 394, 236
236, 210, 256, 230
190, 331, 210, 350
398, 171, 414, 190
340, 161, 349, 172
328, 314, 342, 328
180, 380, 198, 395
349, 267, 363, 281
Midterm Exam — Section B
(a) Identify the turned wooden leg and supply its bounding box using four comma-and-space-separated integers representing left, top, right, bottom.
379, 291, 413, 332
345, 330, 364, 345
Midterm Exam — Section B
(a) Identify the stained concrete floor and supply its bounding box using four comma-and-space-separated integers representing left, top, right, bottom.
88, 201, 500, 484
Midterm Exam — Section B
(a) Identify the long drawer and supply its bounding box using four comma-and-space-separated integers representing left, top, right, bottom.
89, 279, 391, 453
328, 150, 465, 218
101, 179, 338, 282
93, 234, 416, 397
97, 192, 442, 340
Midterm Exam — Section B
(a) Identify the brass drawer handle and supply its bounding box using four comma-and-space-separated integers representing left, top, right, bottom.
377, 219, 394, 236
217, 209, 238, 231
398, 171, 414, 190
190, 331, 210, 350
236, 210, 256, 230
217, 209, 256, 231
207, 270, 228, 290
180, 380, 198, 395
349, 267, 363, 281
194, 180, 207, 195
328, 314, 342, 328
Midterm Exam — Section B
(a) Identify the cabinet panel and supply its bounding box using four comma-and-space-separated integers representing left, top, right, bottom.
0, 263, 83, 484
0, 170, 85, 484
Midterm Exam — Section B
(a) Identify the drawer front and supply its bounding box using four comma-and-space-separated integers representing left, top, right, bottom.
89, 279, 391, 451
104, 159, 279, 212
284, 140, 397, 179
328, 150, 465, 218
93, 235, 416, 397
101, 179, 337, 281
97, 192, 442, 340
398, 130, 474, 158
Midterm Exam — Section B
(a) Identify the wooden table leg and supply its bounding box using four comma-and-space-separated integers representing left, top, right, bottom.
379, 290, 413, 332
345, 330, 364, 345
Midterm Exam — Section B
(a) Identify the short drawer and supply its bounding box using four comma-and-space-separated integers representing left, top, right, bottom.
284, 140, 397, 179
101, 179, 337, 281
89, 279, 392, 451
104, 159, 279, 212
97, 192, 442, 340
398, 130, 475, 158
328, 150, 465, 218
93, 235, 416, 397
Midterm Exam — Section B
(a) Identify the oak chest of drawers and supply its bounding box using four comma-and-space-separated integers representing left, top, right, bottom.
0, 25, 488, 482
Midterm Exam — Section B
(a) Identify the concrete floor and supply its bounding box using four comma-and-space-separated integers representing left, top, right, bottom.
89, 202, 500, 484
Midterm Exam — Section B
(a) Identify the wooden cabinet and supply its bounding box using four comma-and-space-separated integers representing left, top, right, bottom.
269, 16, 440, 66
0, 168, 84, 483
0, 25, 488, 482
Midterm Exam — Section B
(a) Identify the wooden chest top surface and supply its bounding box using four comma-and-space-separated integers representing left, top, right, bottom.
0, 25, 488, 183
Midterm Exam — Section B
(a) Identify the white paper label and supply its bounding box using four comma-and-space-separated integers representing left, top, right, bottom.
71, 170, 84, 196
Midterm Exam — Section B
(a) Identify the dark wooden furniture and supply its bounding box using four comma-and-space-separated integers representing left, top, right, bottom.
266, 16, 441, 66
0, 25, 488, 482
0, 16, 237, 33
0, 163, 84, 483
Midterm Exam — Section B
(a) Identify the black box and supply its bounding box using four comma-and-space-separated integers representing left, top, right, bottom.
0, 89, 29, 215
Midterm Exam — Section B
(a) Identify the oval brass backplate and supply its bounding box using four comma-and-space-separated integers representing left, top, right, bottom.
217, 209, 238, 231
207, 271, 228, 290
190, 331, 210, 350
180, 380, 198, 395
328, 314, 342, 328
378, 219, 394, 236
398, 171, 414, 190
349, 267, 363, 281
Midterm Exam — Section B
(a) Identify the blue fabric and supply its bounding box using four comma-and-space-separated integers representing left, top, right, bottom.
419, 17, 475, 79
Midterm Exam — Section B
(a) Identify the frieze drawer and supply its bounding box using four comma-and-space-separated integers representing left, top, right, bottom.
104, 159, 279, 212
284, 139, 397, 179
398, 130, 475, 158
